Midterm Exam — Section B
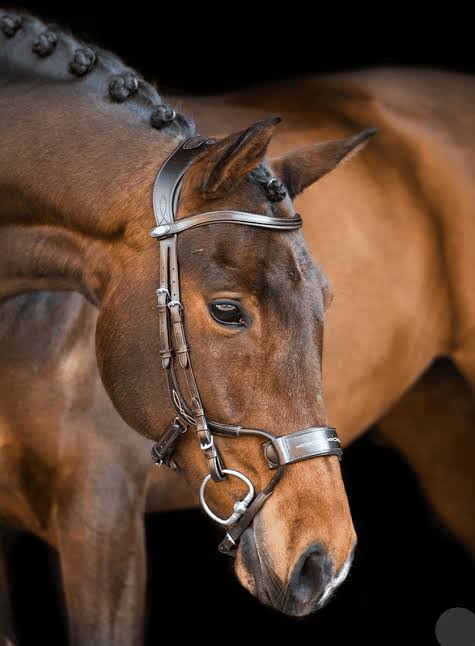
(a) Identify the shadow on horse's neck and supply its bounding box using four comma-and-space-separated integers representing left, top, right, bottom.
0, 12, 194, 307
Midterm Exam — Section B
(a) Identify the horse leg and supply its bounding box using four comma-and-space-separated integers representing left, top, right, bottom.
377, 359, 475, 554
56, 478, 146, 646
0, 531, 14, 646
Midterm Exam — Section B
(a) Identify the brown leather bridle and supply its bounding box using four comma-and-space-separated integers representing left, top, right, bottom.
149, 136, 343, 555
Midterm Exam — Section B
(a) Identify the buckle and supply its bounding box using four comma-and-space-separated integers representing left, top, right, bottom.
200, 435, 214, 451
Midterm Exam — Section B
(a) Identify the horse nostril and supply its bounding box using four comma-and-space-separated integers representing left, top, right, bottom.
288, 543, 333, 606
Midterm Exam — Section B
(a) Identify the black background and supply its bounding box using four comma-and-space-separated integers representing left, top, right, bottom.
4, 3, 475, 645
5, 2, 475, 90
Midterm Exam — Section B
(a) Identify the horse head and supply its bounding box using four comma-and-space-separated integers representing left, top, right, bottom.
96, 116, 374, 616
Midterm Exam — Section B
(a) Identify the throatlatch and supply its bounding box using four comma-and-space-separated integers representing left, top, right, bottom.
150, 136, 342, 554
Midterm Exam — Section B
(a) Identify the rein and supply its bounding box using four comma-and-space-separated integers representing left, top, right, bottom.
149, 136, 342, 555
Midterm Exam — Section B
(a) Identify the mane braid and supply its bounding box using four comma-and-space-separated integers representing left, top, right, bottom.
0, 8, 195, 138
250, 164, 287, 202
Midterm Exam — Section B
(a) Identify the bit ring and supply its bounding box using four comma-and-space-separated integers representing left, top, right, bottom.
199, 469, 254, 526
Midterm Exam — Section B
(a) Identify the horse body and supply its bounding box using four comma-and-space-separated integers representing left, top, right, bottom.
1, 10, 474, 642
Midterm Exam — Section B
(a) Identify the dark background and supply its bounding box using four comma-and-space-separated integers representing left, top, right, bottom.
4, 3, 475, 645
6, 2, 475, 90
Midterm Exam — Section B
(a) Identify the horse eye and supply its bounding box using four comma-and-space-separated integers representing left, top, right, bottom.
209, 301, 244, 326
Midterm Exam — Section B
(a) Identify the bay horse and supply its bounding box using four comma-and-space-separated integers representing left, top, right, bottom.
2, 8, 475, 644
0, 9, 368, 644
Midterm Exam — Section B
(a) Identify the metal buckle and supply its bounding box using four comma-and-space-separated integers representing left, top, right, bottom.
200, 436, 215, 451
167, 300, 183, 311
199, 469, 255, 526
156, 287, 170, 297
218, 533, 237, 556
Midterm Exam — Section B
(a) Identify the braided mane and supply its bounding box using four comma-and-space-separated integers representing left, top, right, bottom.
0, 9, 195, 137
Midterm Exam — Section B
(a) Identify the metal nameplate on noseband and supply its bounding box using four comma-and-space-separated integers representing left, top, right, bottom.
150, 136, 344, 555
264, 427, 342, 468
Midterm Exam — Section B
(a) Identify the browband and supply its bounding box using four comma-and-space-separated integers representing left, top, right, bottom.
150, 210, 303, 238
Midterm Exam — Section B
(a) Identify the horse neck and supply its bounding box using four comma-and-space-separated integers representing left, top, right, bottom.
0, 82, 180, 306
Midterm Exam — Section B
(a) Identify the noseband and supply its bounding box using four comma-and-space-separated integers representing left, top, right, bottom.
149, 136, 342, 554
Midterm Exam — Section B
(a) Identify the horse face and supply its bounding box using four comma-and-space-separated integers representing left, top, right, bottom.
96, 118, 374, 616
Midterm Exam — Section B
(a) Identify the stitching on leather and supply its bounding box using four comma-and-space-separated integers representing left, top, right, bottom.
287, 427, 334, 440
287, 449, 338, 462
159, 194, 168, 224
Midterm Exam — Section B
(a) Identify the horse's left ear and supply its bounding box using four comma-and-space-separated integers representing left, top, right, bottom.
193, 116, 282, 198
272, 128, 377, 198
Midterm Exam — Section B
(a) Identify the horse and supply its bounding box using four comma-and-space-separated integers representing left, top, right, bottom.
0, 10, 367, 643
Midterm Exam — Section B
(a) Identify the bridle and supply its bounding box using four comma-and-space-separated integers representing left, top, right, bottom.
149, 136, 343, 555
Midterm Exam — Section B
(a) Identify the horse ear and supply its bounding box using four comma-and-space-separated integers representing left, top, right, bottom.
195, 116, 281, 197
272, 128, 377, 198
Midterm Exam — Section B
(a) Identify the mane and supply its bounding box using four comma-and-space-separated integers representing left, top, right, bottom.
0, 8, 196, 138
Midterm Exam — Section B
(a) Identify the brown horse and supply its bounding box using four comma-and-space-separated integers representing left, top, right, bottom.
2, 9, 475, 644
0, 10, 369, 644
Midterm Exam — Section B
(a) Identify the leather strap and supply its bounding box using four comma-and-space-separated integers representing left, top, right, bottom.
151, 419, 187, 470
264, 427, 342, 467
218, 468, 284, 554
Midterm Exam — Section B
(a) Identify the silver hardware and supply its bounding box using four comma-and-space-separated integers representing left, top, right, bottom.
167, 300, 183, 310
156, 287, 170, 297
150, 224, 171, 238
174, 417, 187, 433
233, 499, 249, 515
199, 469, 255, 526
200, 436, 215, 451
223, 533, 235, 546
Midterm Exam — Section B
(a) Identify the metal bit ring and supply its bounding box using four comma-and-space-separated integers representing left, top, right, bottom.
199, 469, 255, 526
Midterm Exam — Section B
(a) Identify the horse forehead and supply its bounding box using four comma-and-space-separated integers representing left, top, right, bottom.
180, 228, 324, 305
209, 229, 317, 275
261, 239, 320, 285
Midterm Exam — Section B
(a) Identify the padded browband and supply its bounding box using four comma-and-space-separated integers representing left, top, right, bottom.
150, 135, 302, 239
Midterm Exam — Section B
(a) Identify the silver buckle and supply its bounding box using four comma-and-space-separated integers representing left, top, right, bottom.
200, 436, 215, 451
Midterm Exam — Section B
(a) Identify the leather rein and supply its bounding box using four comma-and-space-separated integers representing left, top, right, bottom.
149, 136, 343, 555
